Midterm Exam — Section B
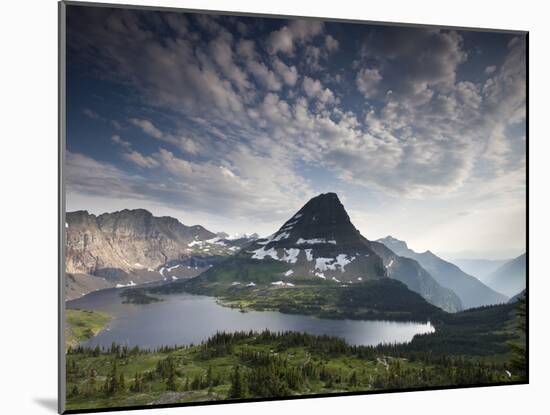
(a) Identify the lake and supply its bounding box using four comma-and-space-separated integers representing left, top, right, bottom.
67, 287, 435, 348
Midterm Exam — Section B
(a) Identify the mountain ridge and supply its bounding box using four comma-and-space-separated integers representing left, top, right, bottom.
485, 253, 526, 297
65, 209, 256, 299
377, 236, 508, 308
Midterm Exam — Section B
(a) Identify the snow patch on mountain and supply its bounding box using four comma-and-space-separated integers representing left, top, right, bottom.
297, 238, 337, 245
334, 254, 355, 270
314, 255, 355, 272
250, 246, 279, 260
271, 281, 295, 287
256, 231, 291, 246
281, 248, 300, 264
315, 257, 335, 272
226, 233, 258, 240
116, 280, 136, 288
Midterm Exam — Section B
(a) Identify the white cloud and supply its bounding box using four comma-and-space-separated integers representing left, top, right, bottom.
356, 68, 383, 98
268, 19, 324, 55
111, 134, 131, 148
209, 36, 251, 92
272, 58, 298, 86
484, 65, 496, 75
246, 60, 282, 91
325, 35, 339, 52
269, 26, 294, 55
123, 150, 159, 169
83, 108, 99, 119
130, 118, 163, 140
302, 76, 336, 104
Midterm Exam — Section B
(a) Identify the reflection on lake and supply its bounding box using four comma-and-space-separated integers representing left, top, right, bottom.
67, 288, 434, 349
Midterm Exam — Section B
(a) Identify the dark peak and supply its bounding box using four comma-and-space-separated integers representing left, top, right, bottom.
291, 192, 352, 227
305, 192, 341, 206
299, 192, 345, 212
261, 191, 372, 250
317, 192, 339, 199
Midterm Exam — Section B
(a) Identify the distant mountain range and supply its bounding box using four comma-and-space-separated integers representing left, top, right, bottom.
190, 193, 462, 312
484, 253, 526, 297
377, 236, 508, 308
65, 209, 257, 300
450, 258, 509, 281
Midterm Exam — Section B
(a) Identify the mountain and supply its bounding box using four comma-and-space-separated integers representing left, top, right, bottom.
508, 289, 526, 303
189, 193, 462, 312
65, 209, 256, 299
369, 241, 463, 312
484, 253, 526, 297
377, 236, 508, 308
450, 258, 508, 281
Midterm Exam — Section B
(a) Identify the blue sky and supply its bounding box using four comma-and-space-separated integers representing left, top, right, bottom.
65, 5, 526, 259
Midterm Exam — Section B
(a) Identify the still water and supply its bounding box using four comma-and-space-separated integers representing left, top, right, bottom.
67, 288, 434, 349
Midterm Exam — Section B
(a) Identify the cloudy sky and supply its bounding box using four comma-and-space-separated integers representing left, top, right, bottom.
65, 5, 526, 259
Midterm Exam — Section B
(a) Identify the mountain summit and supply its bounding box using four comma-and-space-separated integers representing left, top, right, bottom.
259, 193, 374, 250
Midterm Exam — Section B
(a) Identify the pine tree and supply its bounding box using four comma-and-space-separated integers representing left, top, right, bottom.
119, 372, 126, 392
228, 365, 246, 398
508, 296, 527, 380
184, 376, 190, 391
166, 366, 177, 391
206, 365, 213, 387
